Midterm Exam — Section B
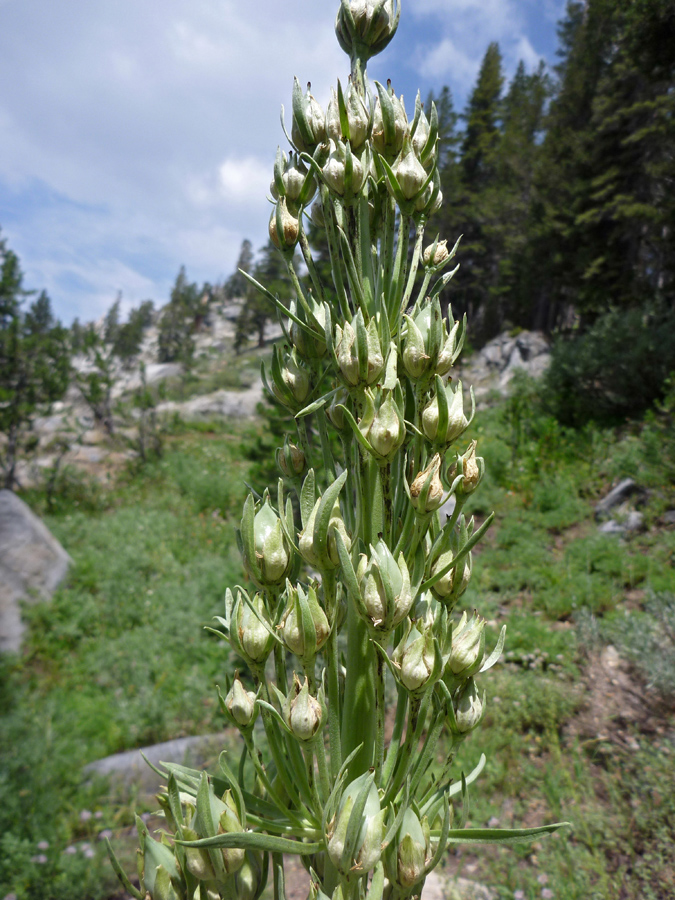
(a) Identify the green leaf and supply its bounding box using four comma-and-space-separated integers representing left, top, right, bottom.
438, 823, 570, 845
178, 831, 323, 856
105, 838, 144, 900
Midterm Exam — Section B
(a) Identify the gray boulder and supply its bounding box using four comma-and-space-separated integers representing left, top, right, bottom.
594, 478, 639, 519
0, 490, 72, 653
84, 732, 232, 794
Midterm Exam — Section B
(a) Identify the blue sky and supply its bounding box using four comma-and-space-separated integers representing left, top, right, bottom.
0, 0, 566, 325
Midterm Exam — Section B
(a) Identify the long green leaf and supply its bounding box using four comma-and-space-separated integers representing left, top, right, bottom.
177, 831, 323, 855
435, 823, 570, 845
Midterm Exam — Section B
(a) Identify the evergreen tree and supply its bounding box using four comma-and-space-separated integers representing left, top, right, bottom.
530, 0, 675, 329
494, 61, 551, 326
224, 239, 255, 299
158, 267, 199, 363
0, 232, 70, 489
448, 42, 505, 338
234, 241, 294, 352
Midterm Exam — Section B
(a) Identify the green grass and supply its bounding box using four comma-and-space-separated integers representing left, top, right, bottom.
0, 428, 252, 897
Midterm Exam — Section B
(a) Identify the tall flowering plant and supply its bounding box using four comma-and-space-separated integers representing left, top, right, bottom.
109, 3, 566, 898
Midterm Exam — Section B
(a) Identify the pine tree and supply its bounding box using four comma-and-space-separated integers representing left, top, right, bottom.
451, 42, 505, 338
495, 61, 551, 326
234, 241, 294, 352
0, 232, 70, 488
224, 239, 255, 299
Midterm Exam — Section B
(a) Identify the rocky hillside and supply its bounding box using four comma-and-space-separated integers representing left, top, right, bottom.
22, 304, 550, 488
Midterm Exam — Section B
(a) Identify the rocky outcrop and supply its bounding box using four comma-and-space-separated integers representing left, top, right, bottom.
156, 383, 264, 421
459, 330, 550, 401
0, 490, 71, 653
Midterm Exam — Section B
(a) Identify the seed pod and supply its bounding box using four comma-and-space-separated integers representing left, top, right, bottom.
283, 674, 323, 742
356, 539, 413, 632
279, 581, 331, 660
410, 453, 445, 514
452, 677, 485, 734
448, 611, 485, 678
327, 772, 387, 875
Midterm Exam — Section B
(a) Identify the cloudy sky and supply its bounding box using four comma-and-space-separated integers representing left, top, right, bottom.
0, 0, 565, 325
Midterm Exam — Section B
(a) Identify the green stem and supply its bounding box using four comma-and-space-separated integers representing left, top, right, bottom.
399, 220, 426, 316
408, 705, 445, 798
381, 461, 393, 545
317, 411, 336, 483
341, 598, 377, 780
419, 733, 459, 807
299, 224, 326, 304
242, 733, 305, 828
374, 645, 386, 781
314, 732, 332, 804
382, 195, 396, 305
302, 744, 321, 813
383, 689, 432, 805
296, 416, 314, 473
388, 213, 412, 325
322, 190, 350, 319
323, 570, 342, 781
381, 685, 408, 785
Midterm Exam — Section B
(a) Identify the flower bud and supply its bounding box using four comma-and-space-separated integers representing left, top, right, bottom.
335, 311, 384, 388
327, 772, 387, 875
225, 675, 257, 728
195, 785, 245, 875
403, 301, 463, 381
322, 140, 366, 196
234, 851, 265, 900
299, 497, 351, 570
410, 453, 444, 513
326, 83, 370, 151
269, 197, 300, 250
448, 611, 485, 678
392, 623, 435, 693
360, 388, 405, 461
356, 539, 412, 631
289, 294, 328, 361
456, 440, 484, 495
423, 239, 449, 267
280, 582, 331, 659
372, 83, 407, 159
385, 808, 429, 890
393, 136, 428, 201
284, 674, 323, 742
310, 198, 325, 228
335, 0, 400, 61
411, 103, 431, 159
292, 78, 326, 154
428, 519, 473, 607
326, 388, 351, 432
249, 497, 293, 586
422, 380, 470, 445
277, 437, 306, 479
220, 587, 275, 666
271, 345, 311, 409
452, 677, 484, 734
182, 824, 216, 882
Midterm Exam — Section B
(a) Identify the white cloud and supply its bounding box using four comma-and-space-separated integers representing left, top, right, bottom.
218, 158, 271, 206
514, 35, 544, 71
416, 37, 480, 93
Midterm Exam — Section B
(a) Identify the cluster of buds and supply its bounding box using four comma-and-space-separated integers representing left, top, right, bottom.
111, 3, 567, 899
